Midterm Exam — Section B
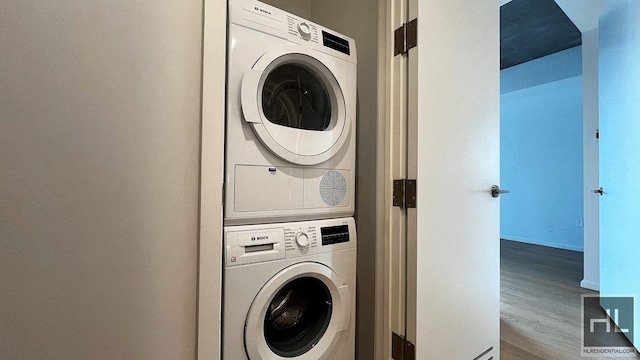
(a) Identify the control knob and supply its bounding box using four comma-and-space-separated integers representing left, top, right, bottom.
297, 22, 311, 40
295, 231, 310, 247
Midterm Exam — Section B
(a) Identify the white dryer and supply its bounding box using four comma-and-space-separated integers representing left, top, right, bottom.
225, 0, 357, 225
222, 217, 356, 359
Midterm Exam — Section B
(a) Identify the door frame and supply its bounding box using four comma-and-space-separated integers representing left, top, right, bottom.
374, 0, 391, 355
374, 0, 410, 358
198, 0, 227, 358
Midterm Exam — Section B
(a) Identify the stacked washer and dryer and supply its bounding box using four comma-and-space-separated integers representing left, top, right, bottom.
222, 0, 358, 359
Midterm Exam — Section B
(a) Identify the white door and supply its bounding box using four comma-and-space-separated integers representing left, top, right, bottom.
413, 0, 501, 358
383, 0, 501, 359
598, 0, 640, 349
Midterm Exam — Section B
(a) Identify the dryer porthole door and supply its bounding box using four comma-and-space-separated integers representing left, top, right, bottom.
241, 45, 352, 166
244, 262, 351, 360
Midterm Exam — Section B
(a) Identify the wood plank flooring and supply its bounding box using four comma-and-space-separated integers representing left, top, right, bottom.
500, 239, 639, 360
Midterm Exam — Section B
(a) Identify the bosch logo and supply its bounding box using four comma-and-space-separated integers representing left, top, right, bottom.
251, 236, 269, 241
254, 6, 271, 15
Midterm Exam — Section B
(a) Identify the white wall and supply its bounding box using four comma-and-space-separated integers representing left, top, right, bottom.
262, 0, 312, 18
553, 0, 608, 33
598, 0, 640, 348
0, 1, 203, 358
581, 28, 600, 291
500, 48, 584, 252
500, 46, 582, 93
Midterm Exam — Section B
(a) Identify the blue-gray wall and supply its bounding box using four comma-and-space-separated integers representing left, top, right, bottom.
500, 47, 584, 251
599, 0, 640, 349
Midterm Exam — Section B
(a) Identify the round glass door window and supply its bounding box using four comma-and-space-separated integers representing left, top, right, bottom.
261, 63, 332, 131
242, 48, 350, 165
264, 277, 333, 357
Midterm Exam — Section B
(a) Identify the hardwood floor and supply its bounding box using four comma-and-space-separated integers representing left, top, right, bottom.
500, 239, 639, 360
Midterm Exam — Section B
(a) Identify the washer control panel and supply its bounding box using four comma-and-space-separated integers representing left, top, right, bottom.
224, 217, 356, 267
320, 224, 350, 245
287, 16, 319, 43
284, 225, 319, 251
282, 218, 355, 258
295, 231, 310, 247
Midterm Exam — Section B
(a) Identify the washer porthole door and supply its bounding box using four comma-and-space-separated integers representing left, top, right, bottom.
263, 277, 332, 357
244, 262, 351, 360
241, 45, 350, 166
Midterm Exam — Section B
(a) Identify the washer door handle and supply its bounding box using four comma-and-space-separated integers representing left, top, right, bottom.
336, 285, 350, 331
241, 69, 264, 123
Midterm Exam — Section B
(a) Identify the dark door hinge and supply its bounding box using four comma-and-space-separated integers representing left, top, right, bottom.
394, 18, 418, 56
393, 179, 417, 209
392, 332, 416, 360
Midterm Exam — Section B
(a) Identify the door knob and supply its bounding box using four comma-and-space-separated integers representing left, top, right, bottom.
593, 187, 603, 196
491, 185, 509, 198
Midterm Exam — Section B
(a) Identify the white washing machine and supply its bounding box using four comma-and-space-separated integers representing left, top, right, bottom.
225, 0, 357, 225
222, 217, 356, 359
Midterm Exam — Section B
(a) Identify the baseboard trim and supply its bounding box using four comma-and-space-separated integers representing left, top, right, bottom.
500, 235, 584, 252
580, 279, 600, 291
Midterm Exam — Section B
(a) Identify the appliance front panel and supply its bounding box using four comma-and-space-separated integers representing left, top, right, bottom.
222, 218, 356, 360
225, 0, 356, 224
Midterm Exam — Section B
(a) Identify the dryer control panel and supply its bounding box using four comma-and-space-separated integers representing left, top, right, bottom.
286, 17, 319, 44
224, 217, 356, 267
230, 0, 356, 64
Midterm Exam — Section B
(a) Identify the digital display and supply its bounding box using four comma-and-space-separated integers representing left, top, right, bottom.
322, 31, 350, 55
321, 225, 349, 245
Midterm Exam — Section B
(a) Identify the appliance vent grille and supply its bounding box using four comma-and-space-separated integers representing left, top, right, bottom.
319, 171, 347, 206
